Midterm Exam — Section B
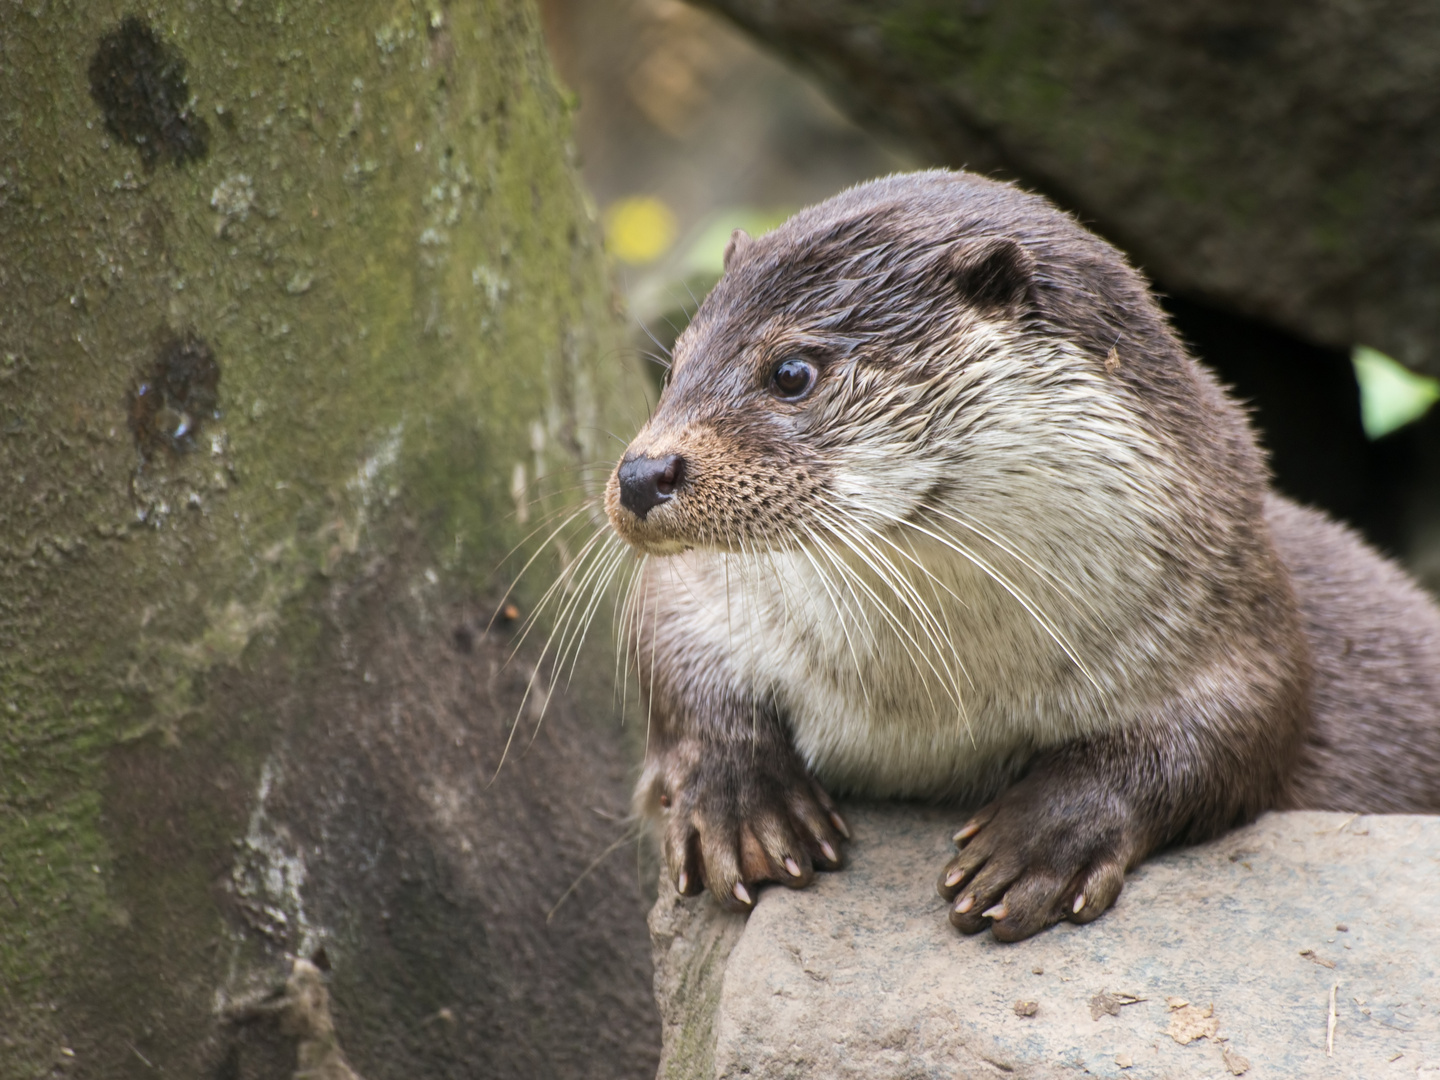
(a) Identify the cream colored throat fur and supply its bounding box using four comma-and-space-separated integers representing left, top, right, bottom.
639, 486, 1197, 801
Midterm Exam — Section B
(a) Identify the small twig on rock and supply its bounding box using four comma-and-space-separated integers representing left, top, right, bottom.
1327, 982, 1339, 1056
1299, 948, 1337, 969
1089, 989, 1145, 1020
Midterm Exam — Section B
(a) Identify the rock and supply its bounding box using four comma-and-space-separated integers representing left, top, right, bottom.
695, 0, 1440, 376
651, 806, 1440, 1078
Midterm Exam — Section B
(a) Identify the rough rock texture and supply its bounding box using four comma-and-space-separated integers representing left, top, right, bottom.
694, 0, 1440, 375
652, 805, 1440, 1079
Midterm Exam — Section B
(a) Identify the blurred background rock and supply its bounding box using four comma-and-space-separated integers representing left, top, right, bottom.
539, 0, 1440, 592
539, 0, 909, 353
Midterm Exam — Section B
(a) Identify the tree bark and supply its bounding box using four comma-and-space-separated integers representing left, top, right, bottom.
0, 2, 657, 1077
692, 0, 1440, 375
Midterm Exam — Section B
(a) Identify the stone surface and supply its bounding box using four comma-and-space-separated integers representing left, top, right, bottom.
652, 806, 1440, 1079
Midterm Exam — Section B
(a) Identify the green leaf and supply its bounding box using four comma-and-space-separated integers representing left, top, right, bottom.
1352, 345, 1440, 439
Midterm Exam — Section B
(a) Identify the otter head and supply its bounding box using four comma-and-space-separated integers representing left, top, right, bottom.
605, 171, 1175, 558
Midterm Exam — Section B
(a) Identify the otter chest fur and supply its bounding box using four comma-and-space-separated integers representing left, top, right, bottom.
602, 170, 1440, 940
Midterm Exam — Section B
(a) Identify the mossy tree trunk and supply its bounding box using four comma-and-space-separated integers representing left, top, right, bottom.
0, 2, 657, 1076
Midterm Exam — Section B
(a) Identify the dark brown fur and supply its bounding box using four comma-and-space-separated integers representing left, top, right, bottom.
605, 170, 1440, 940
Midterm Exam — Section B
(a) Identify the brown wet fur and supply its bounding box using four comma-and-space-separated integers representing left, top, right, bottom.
607, 170, 1440, 940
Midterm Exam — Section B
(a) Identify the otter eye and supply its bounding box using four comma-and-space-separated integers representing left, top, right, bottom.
770, 357, 816, 400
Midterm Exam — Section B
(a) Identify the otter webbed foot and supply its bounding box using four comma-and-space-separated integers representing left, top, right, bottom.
936, 777, 1140, 942
642, 741, 849, 912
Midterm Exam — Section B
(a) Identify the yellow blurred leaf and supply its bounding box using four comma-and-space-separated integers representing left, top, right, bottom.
604, 196, 678, 265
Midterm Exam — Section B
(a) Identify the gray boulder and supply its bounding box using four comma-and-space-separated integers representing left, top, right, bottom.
652, 806, 1440, 1078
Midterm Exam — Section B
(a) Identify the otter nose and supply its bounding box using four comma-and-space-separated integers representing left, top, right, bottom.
617, 453, 684, 519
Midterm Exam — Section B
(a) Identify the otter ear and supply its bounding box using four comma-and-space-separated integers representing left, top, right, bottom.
947, 237, 1035, 314
723, 228, 752, 272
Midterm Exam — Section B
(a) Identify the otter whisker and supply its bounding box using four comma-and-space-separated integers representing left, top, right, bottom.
524, 539, 631, 753
523, 468, 626, 499
549, 530, 626, 658
642, 566, 660, 758
809, 510, 970, 717
554, 537, 631, 687
753, 520, 811, 646
613, 553, 647, 716
884, 523, 980, 745
819, 503, 978, 697
617, 551, 650, 718
919, 501, 1112, 633
808, 532, 954, 717
816, 499, 970, 630
505, 521, 612, 666
500, 487, 611, 539
876, 509, 1104, 693
634, 316, 674, 363
814, 509, 955, 657
497, 494, 599, 566
493, 524, 618, 780
722, 548, 737, 671
545, 818, 645, 923
487, 502, 601, 635
734, 535, 770, 743
781, 526, 875, 706
738, 540, 778, 744
804, 522, 962, 715
790, 525, 878, 646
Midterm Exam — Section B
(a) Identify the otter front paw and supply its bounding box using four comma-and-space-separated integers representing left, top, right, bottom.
936, 783, 1140, 942
641, 742, 849, 912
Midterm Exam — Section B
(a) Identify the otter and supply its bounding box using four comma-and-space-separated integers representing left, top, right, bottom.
602, 170, 1440, 942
